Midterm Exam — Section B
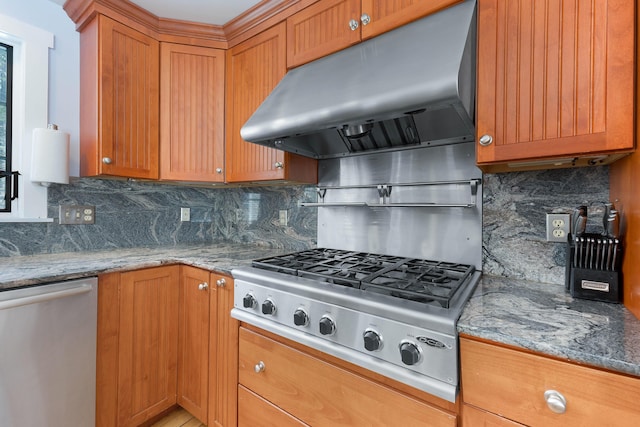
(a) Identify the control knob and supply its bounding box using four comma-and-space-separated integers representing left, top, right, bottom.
363, 330, 382, 352
293, 308, 309, 326
319, 315, 336, 336
399, 341, 421, 365
242, 294, 257, 309
261, 299, 276, 316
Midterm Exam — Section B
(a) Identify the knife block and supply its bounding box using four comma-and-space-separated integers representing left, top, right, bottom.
565, 233, 622, 303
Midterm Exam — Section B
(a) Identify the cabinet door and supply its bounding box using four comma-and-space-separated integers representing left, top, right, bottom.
118, 266, 179, 427
360, 0, 462, 41
177, 266, 210, 423
225, 23, 317, 184
238, 385, 309, 427
160, 43, 225, 182
462, 404, 524, 427
287, 0, 361, 68
476, 0, 634, 167
80, 15, 159, 179
208, 273, 238, 427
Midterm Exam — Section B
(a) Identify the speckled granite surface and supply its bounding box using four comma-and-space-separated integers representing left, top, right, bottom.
0, 244, 290, 290
458, 275, 640, 377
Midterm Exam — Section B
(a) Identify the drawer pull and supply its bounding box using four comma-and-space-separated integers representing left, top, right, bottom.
544, 390, 567, 414
254, 361, 265, 373
198, 282, 208, 291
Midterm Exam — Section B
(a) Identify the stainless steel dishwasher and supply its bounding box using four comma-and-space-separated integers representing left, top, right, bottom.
0, 277, 98, 427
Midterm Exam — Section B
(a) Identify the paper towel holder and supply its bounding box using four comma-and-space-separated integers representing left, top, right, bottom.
30, 123, 70, 187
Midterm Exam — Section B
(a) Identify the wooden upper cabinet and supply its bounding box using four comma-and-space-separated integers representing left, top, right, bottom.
287, 0, 361, 68
160, 43, 225, 182
117, 266, 179, 427
476, 0, 635, 169
80, 15, 159, 179
177, 266, 211, 424
225, 22, 317, 183
287, 0, 461, 68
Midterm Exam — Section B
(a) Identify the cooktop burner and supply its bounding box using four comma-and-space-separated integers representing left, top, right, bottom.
252, 248, 474, 308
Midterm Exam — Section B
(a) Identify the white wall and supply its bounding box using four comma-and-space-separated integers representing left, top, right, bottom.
0, 0, 80, 176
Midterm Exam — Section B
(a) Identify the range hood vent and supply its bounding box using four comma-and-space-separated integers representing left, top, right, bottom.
241, 0, 477, 159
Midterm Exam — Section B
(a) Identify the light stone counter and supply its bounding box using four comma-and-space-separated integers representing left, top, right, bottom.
0, 244, 290, 290
458, 275, 640, 377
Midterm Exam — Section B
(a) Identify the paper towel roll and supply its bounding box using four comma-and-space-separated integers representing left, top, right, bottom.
30, 125, 70, 186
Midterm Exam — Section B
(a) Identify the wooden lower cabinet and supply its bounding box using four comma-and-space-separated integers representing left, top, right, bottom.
460, 336, 640, 427
177, 266, 211, 423
238, 327, 457, 427
96, 266, 180, 427
97, 266, 237, 427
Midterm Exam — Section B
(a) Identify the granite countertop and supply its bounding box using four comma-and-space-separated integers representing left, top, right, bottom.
0, 244, 291, 290
3, 246, 639, 379
458, 275, 640, 378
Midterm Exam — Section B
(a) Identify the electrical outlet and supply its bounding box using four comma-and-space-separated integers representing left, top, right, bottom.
279, 210, 288, 226
546, 213, 571, 242
59, 205, 95, 225
180, 207, 190, 222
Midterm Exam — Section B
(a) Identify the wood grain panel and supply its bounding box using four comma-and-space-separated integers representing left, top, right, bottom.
360, 0, 461, 40
239, 327, 457, 427
99, 15, 159, 179
118, 266, 179, 427
476, 0, 634, 166
225, 23, 287, 182
286, 0, 360, 68
177, 266, 211, 423
209, 273, 238, 427
461, 337, 640, 426
462, 404, 525, 426
160, 43, 225, 182
238, 386, 310, 427
609, 0, 640, 320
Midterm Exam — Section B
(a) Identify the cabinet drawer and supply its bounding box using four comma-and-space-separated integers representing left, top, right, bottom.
239, 327, 456, 427
461, 338, 640, 426
238, 385, 309, 427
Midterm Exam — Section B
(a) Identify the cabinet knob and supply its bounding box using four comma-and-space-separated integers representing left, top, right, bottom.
544, 390, 567, 414
349, 19, 359, 31
215, 167, 223, 174
254, 361, 265, 373
216, 278, 226, 287
479, 134, 493, 146
102, 157, 112, 164
274, 161, 284, 169
360, 13, 371, 26
198, 282, 208, 291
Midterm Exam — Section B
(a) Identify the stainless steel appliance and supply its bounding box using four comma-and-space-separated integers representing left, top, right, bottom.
0, 277, 98, 426
232, 142, 482, 402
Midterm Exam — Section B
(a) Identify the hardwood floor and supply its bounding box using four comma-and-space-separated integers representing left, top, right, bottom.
150, 407, 206, 427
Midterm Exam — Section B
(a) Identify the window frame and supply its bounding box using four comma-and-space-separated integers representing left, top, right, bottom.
1, 41, 14, 212
0, 13, 54, 222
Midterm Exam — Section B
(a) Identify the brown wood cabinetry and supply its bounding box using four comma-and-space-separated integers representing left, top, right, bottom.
238, 326, 457, 427
476, 0, 634, 171
177, 266, 211, 423
462, 404, 524, 427
96, 266, 180, 427
160, 43, 225, 182
287, 0, 461, 68
79, 14, 160, 179
209, 273, 238, 427
460, 337, 640, 427
225, 22, 317, 184
238, 385, 310, 427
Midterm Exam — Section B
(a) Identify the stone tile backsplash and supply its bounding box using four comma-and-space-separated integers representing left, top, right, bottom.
0, 166, 609, 286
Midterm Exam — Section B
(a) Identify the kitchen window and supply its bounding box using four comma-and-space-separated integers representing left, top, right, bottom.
0, 13, 54, 221
0, 42, 14, 212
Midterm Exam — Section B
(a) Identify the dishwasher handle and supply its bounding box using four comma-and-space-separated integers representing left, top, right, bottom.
0, 284, 93, 310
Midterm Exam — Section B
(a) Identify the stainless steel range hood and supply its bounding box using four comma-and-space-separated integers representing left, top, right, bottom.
241, 0, 477, 159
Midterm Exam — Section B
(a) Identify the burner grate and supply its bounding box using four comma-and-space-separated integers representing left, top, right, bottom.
252, 248, 474, 308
